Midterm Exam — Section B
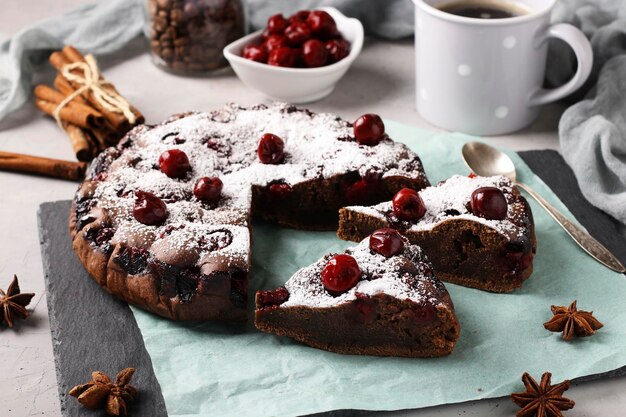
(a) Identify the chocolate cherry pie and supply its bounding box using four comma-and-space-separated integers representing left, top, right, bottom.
254, 230, 460, 357
71, 103, 429, 321
338, 175, 536, 292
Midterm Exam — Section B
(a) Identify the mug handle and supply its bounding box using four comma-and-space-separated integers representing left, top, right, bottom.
528, 23, 593, 106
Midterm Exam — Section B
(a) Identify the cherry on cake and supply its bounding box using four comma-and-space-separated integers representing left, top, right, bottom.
338, 175, 536, 293
255, 229, 460, 357
71, 103, 429, 321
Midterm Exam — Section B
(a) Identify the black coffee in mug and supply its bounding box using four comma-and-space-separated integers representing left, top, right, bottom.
437, 0, 529, 19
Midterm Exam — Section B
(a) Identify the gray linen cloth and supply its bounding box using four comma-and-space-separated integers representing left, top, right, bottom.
0, 0, 624, 224
550, 1, 626, 226
0, 0, 144, 121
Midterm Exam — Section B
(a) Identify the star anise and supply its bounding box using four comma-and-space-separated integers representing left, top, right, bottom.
69, 367, 138, 416
543, 300, 603, 341
0, 275, 35, 328
511, 372, 575, 417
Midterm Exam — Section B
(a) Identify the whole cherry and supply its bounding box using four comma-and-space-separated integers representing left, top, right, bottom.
306, 10, 338, 38
158, 149, 190, 179
470, 187, 508, 220
325, 39, 350, 63
369, 228, 405, 258
267, 47, 298, 67
302, 39, 328, 67
284, 21, 311, 46
392, 188, 426, 221
133, 191, 168, 226
289, 10, 310, 23
243, 45, 268, 63
264, 34, 288, 53
267, 14, 288, 35
257, 133, 285, 164
353, 114, 385, 146
194, 177, 223, 204
321, 254, 362, 295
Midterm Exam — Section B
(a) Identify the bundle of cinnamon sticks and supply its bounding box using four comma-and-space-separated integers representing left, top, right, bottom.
0, 46, 145, 182
34, 45, 144, 162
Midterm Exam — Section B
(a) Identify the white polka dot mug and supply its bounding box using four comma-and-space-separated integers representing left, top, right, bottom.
413, 0, 593, 135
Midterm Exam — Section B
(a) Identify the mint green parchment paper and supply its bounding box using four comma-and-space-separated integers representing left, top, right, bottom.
131, 121, 626, 416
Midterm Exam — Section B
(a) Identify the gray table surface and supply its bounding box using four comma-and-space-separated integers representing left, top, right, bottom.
1, 1, 624, 416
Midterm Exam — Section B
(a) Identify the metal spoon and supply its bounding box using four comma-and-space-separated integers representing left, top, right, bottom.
462, 141, 626, 273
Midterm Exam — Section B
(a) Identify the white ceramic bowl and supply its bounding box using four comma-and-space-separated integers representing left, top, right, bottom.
223, 7, 364, 103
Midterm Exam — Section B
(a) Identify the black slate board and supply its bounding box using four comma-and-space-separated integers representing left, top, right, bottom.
37, 151, 626, 417
38, 202, 168, 417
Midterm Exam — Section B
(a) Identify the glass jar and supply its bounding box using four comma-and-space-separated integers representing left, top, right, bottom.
145, 0, 245, 75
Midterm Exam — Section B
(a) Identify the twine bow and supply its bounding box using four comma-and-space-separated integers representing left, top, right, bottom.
53, 54, 136, 128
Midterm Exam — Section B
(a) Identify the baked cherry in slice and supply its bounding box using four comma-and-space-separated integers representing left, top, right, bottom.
284, 21, 311, 46
242, 44, 268, 63
345, 179, 370, 204
345, 172, 385, 205
503, 250, 533, 272
267, 13, 288, 35
268, 182, 293, 199
369, 228, 405, 258
257, 133, 285, 164
158, 149, 190, 179
267, 47, 298, 67
354, 114, 385, 146
321, 254, 362, 295
302, 39, 328, 68
392, 188, 426, 221
133, 191, 168, 226
470, 187, 508, 220
413, 302, 437, 323
194, 177, 223, 204
257, 286, 289, 306
306, 10, 338, 38
348, 292, 377, 324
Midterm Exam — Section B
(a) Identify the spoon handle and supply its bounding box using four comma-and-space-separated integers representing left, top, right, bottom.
516, 181, 626, 273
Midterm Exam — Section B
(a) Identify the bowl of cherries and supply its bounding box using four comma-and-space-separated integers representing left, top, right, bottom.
223, 7, 364, 103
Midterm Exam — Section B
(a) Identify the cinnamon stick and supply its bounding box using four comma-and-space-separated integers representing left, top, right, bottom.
34, 98, 101, 130
0, 151, 86, 181
90, 124, 119, 148
61, 122, 93, 162
50, 49, 130, 129
60, 46, 145, 130
53, 78, 119, 147
54, 75, 87, 105
34, 85, 105, 128
48, 51, 71, 72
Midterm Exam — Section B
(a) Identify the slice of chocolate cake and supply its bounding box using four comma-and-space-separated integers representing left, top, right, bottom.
338, 175, 536, 293
255, 229, 460, 357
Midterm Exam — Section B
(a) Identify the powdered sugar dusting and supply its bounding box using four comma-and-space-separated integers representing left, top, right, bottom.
282, 236, 446, 308
348, 175, 527, 239
81, 103, 426, 272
